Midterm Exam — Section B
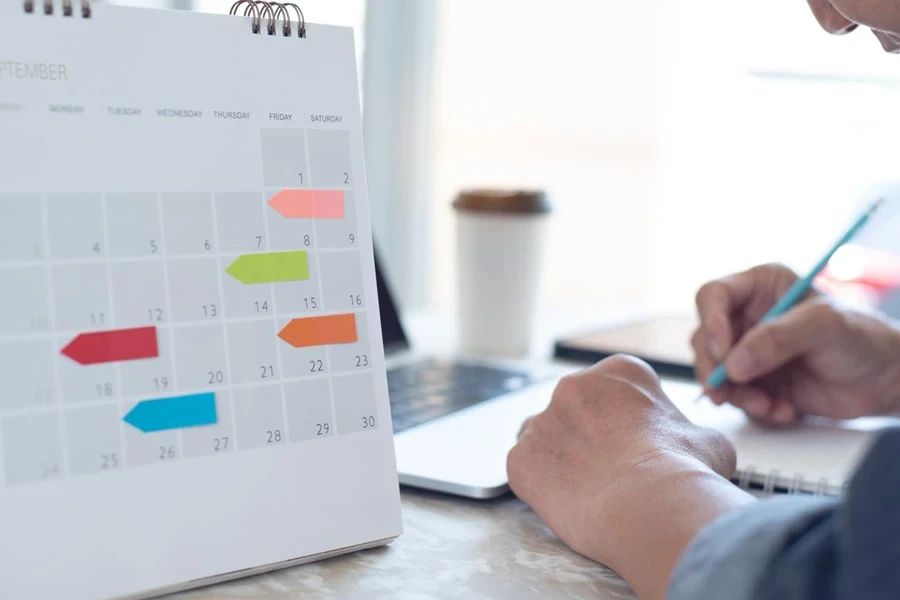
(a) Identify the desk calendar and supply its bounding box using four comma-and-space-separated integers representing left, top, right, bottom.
0, 2, 402, 598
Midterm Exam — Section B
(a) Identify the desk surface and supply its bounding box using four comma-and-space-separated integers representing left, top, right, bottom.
172, 490, 634, 600
172, 309, 635, 600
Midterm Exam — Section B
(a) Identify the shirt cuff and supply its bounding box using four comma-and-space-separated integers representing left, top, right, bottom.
666, 495, 837, 600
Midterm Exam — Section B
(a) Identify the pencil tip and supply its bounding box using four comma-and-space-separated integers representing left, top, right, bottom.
869, 197, 886, 217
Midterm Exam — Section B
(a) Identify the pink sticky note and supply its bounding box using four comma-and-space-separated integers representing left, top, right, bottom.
268, 190, 345, 219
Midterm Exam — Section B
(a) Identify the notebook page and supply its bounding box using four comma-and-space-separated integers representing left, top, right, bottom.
664, 380, 895, 494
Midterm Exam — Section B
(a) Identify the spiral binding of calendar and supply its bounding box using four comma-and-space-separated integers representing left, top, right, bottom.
735, 466, 837, 496
230, 1, 306, 37
24, 0, 91, 18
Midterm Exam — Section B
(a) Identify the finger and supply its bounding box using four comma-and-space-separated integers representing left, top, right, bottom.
745, 401, 799, 428
517, 416, 535, 440
724, 385, 775, 422
695, 270, 760, 361
506, 443, 530, 501
716, 382, 800, 425
807, 0, 858, 35
507, 415, 553, 508
708, 382, 735, 406
874, 30, 900, 54
770, 398, 800, 425
726, 300, 838, 384
691, 328, 717, 384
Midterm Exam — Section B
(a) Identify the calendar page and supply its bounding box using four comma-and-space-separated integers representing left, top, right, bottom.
0, 4, 401, 599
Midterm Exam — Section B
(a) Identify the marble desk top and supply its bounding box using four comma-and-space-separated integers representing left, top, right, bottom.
171, 489, 634, 600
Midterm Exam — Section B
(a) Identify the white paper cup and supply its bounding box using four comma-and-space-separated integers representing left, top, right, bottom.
453, 190, 551, 357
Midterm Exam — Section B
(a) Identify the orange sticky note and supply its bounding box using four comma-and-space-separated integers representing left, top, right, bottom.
278, 314, 358, 348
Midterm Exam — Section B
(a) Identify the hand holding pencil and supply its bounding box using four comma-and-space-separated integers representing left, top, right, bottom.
691, 200, 900, 425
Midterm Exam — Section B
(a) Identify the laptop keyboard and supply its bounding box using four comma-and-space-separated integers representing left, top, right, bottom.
388, 360, 536, 433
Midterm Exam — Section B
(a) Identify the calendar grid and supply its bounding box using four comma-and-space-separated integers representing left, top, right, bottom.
0, 127, 380, 486
2, 330, 372, 416
209, 190, 239, 455
0, 302, 363, 343
0, 369, 372, 419
101, 193, 127, 476
0, 245, 361, 269
258, 182, 292, 449
43, 192, 67, 482
155, 191, 184, 462
305, 130, 341, 438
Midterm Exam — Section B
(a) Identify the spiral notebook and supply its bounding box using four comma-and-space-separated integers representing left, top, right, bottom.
0, 2, 401, 599
666, 380, 897, 496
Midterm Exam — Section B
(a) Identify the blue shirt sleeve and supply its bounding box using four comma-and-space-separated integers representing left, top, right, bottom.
667, 428, 900, 600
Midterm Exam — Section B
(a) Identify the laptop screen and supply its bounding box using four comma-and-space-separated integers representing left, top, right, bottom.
374, 249, 410, 355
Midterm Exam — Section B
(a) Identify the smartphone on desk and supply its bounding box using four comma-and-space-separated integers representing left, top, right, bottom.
554, 315, 698, 379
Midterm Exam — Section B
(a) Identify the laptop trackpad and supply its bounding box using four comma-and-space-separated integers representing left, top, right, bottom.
394, 381, 557, 499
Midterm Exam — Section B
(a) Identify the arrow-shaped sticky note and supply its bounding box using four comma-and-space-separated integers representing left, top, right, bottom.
278, 314, 358, 348
61, 326, 159, 366
124, 392, 217, 433
225, 250, 310, 285
268, 190, 345, 219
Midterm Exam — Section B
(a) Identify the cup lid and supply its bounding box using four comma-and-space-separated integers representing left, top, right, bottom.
452, 189, 551, 215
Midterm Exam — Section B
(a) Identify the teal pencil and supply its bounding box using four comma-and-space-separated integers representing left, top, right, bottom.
702, 197, 884, 392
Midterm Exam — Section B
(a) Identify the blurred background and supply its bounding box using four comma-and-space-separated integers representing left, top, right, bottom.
107, 0, 900, 318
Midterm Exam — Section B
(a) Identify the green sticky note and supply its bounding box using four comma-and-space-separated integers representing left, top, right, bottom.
225, 251, 310, 284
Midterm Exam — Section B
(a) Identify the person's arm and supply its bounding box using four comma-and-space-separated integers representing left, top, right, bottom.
668, 496, 837, 599
669, 429, 900, 600
588, 453, 755, 600
507, 356, 755, 600
507, 353, 900, 600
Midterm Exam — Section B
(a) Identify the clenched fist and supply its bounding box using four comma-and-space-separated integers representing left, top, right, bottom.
508, 356, 752, 600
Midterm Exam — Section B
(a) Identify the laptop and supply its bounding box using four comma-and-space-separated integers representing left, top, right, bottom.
375, 252, 568, 498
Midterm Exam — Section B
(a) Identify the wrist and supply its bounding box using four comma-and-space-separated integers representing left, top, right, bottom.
589, 452, 754, 600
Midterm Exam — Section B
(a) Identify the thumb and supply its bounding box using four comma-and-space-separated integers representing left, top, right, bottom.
725, 301, 837, 383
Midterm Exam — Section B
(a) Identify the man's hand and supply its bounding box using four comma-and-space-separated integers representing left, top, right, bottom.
806, 0, 900, 52
693, 263, 900, 425
508, 356, 752, 600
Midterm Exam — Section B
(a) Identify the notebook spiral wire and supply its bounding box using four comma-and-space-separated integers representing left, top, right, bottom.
762, 468, 781, 495
737, 465, 756, 491
230, 1, 306, 37
736, 466, 835, 496
788, 472, 806, 495
24, 0, 91, 18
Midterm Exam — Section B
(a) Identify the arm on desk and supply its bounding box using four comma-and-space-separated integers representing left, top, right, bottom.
669, 428, 900, 600
507, 356, 756, 600
508, 356, 900, 600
